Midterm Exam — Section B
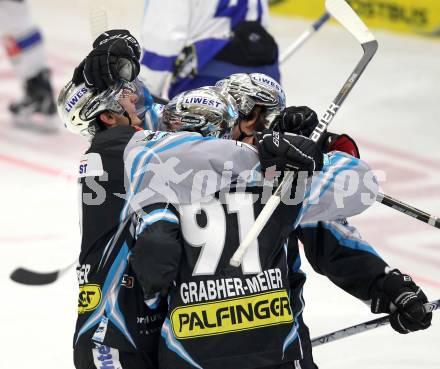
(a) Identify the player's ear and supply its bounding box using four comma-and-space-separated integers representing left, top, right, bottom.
99, 111, 118, 127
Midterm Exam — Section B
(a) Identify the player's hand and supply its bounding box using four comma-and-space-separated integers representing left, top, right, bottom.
270, 106, 318, 137
255, 130, 323, 176
72, 29, 141, 91
370, 269, 432, 334
270, 107, 361, 159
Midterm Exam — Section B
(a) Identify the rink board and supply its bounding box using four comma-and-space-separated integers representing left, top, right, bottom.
270, 0, 440, 36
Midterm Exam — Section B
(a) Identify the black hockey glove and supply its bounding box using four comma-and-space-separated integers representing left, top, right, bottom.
255, 130, 323, 176
370, 269, 432, 334
72, 29, 141, 91
270, 106, 362, 159
270, 106, 319, 137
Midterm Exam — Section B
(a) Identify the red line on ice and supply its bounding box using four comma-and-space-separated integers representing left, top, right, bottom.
0, 154, 75, 181
359, 139, 440, 171
0, 234, 62, 243
411, 274, 440, 290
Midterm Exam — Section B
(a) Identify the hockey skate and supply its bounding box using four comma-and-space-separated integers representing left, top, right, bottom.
9, 69, 59, 134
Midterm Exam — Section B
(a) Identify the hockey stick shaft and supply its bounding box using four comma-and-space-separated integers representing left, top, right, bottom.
279, 12, 330, 64
377, 192, 440, 229
311, 299, 439, 347
89, 0, 108, 40
89, 2, 169, 105
230, 0, 378, 267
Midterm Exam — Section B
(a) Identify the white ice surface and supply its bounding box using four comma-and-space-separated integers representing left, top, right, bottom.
0, 1, 438, 368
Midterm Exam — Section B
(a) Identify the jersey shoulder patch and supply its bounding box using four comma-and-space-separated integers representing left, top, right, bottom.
78, 153, 104, 178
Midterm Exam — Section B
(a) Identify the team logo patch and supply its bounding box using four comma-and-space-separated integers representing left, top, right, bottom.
78, 284, 102, 314
78, 153, 104, 178
171, 290, 293, 339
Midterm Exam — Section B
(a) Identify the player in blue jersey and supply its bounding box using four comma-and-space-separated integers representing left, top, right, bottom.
0, 0, 57, 132
72, 1, 279, 99
139, 0, 279, 98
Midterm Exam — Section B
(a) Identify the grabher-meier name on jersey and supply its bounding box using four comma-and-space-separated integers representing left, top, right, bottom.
180, 268, 284, 304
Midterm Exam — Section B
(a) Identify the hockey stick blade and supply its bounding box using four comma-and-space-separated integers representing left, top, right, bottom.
10, 267, 60, 285
326, 0, 374, 44
230, 0, 378, 267
9, 261, 76, 286
311, 299, 440, 347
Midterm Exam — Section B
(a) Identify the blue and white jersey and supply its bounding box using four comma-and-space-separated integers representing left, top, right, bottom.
123, 133, 378, 221
143, 102, 165, 131
124, 138, 379, 368
296, 151, 379, 226
0, 0, 49, 80
139, 0, 270, 96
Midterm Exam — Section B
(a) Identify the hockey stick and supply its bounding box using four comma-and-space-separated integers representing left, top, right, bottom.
311, 299, 439, 347
11, 190, 438, 286
279, 12, 330, 64
89, 0, 169, 105
10, 261, 76, 286
377, 192, 440, 229
89, 0, 108, 40
230, 0, 378, 266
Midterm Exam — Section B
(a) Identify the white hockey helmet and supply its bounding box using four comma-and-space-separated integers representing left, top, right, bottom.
215, 73, 286, 126
162, 86, 238, 138
57, 78, 150, 139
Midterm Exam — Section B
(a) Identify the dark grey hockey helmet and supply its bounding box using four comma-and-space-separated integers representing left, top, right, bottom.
57, 78, 150, 139
162, 86, 238, 138
215, 73, 286, 126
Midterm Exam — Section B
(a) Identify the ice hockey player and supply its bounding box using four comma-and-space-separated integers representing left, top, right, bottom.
74, 2, 279, 99
126, 85, 385, 369
0, 0, 57, 132
68, 30, 430, 368
216, 76, 433, 367
139, 0, 279, 98
58, 78, 165, 369
274, 106, 432, 367
57, 73, 331, 369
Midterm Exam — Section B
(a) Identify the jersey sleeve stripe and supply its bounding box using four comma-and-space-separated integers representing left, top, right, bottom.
302, 221, 382, 258
282, 287, 305, 355
141, 49, 177, 71
136, 209, 179, 236
145, 293, 161, 309
161, 319, 203, 369
76, 243, 137, 349
294, 154, 358, 227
